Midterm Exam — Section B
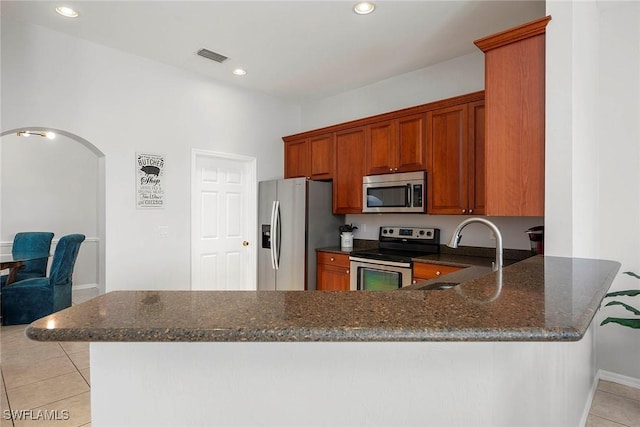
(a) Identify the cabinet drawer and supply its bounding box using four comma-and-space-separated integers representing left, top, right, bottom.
317, 251, 350, 268
413, 263, 462, 280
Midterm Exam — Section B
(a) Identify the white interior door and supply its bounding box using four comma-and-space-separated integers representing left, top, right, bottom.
191, 150, 256, 290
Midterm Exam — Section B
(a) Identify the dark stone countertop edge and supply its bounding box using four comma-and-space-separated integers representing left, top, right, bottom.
25, 325, 585, 343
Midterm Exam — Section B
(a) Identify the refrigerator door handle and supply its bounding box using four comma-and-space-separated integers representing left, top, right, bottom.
270, 201, 277, 270
273, 200, 281, 270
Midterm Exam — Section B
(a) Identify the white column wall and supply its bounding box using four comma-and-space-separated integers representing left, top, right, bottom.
593, 1, 640, 381
546, 0, 640, 380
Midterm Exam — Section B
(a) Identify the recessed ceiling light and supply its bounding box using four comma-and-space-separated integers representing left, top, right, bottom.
232, 68, 247, 76
55, 6, 79, 18
353, 2, 375, 15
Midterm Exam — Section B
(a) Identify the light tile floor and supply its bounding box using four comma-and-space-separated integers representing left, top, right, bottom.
1, 321, 639, 427
1, 324, 90, 427
588, 380, 640, 427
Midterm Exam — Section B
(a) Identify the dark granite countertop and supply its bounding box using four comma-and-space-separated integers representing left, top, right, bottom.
26, 256, 620, 343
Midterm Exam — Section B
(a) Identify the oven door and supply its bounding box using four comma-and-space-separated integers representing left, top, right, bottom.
349, 257, 413, 291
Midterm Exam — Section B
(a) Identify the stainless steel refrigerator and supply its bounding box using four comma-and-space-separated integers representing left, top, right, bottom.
258, 178, 344, 291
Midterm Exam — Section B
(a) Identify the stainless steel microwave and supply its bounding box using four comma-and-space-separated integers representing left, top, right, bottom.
362, 171, 425, 213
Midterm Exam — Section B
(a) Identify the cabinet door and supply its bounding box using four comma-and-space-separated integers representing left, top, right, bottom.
317, 263, 351, 291
365, 120, 397, 175
413, 263, 462, 282
284, 139, 309, 179
468, 101, 485, 215
427, 104, 469, 214
334, 127, 366, 214
476, 17, 548, 216
310, 134, 334, 180
317, 252, 351, 291
396, 113, 427, 173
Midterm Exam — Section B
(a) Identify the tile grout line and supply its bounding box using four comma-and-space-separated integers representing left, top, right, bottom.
1, 365, 16, 427
599, 387, 640, 403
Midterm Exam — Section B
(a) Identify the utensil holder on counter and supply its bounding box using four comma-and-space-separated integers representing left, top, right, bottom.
340, 232, 353, 250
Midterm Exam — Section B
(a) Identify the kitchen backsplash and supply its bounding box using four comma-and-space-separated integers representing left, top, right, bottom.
345, 214, 544, 251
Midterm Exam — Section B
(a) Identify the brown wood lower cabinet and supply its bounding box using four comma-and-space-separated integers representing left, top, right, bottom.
316, 251, 351, 291
412, 262, 462, 284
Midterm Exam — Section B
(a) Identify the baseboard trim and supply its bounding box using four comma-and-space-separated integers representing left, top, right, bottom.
73, 283, 99, 291
579, 370, 640, 427
579, 372, 600, 427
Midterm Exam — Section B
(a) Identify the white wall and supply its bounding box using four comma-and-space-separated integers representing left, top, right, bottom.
546, 0, 640, 381
1, 18, 299, 292
301, 52, 485, 130
299, 51, 543, 250
594, 1, 640, 381
1, 132, 99, 288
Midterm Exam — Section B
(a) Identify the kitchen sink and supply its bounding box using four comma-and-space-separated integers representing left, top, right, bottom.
415, 282, 460, 291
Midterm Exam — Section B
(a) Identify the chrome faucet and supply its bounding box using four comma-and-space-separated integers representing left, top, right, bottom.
447, 217, 503, 272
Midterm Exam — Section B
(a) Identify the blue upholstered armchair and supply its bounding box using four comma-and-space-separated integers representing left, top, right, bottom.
1, 234, 85, 325
0, 232, 54, 286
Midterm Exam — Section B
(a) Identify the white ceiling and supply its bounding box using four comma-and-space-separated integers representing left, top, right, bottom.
1, 1, 545, 102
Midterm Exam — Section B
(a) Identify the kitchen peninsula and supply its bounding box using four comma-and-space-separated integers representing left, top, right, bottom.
27, 255, 619, 426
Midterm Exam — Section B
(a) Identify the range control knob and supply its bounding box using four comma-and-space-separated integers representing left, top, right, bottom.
388, 229, 394, 234
419, 230, 425, 235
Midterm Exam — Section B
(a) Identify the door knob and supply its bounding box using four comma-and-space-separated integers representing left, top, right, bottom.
242, 241, 250, 246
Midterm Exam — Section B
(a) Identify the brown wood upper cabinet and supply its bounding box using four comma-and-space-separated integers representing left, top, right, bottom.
365, 113, 426, 175
427, 100, 485, 215
474, 16, 550, 216
284, 133, 334, 180
333, 127, 366, 214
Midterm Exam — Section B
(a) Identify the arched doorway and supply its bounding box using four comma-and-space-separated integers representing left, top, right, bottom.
0, 127, 106, 299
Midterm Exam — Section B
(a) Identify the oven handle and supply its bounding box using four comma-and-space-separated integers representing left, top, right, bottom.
349, 256, 412, 269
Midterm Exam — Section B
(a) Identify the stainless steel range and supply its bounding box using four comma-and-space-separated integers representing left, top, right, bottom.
349, 226, 440, 290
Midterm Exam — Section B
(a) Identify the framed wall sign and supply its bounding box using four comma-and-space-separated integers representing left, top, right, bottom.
136, 152, 165, 208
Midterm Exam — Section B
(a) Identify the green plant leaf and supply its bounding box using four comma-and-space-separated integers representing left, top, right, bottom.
623, 271, 640, 279
600, 317, 640, 329
604, 301, 640, 315
605, 289, 640, 298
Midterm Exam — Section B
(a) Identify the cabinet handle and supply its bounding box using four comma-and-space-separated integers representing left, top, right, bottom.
412, 279, 417, 284
436, 271, 441, 276
346, 269, 350, 274
330, 257, 335, 262
394, 167, 398, 171
462, 209, 467, 213
469, 209, 473, 213
389, 168, 393, 172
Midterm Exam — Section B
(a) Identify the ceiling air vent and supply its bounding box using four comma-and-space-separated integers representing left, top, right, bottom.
197, 48, 228, 63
